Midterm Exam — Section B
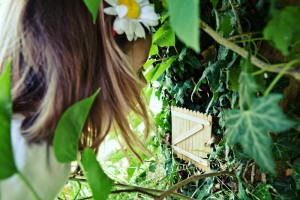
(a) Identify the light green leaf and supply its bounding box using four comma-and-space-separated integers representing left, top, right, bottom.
145, 56, 176, 82
143, 59, 156, 70
149, 44, 158, 56
53, 89, 100, 163
263, 6, 300, 55
167, 0, 200, 52
82, 148, 114, 200
153, 23, 175, 47
84, 0, 102, 24
292, 158, 300, 189
225, 94, 296, 173
0, 61, 18, 180
127, 165, 136, 181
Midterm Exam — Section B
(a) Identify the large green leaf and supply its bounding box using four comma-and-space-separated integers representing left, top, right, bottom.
167, 0, 200, 52
84, 0, 102, 23
153, 23, 175, 47
225, 94, 296, 173
263, 6, 300, 55
292, 158, 300, 189
0, 61, 18, 180
53, 89, 100, 162
82, 148, 114, 200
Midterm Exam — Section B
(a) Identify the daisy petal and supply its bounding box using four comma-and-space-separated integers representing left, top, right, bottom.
104, 7, 117, 15
115, 5, 128, 18
135, 22, 146, 38
105, 0, 117, 6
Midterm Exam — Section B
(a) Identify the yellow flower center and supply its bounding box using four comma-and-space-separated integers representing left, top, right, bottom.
118, 0, 140, 19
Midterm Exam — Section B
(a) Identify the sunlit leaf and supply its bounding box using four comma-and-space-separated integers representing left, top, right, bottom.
82, 148, 114, 200
145, 56, 176, 82
263, 6, 300, 55
225, 94, 296, 173
0, 61, 18, 180
149, 44, 159, 56
84, 0, 102, 23
292, 158, 300, 189
167, 0, 200, 52
127, 165, 137, 181
53, 89, 100, 162
153, 23, 175, 47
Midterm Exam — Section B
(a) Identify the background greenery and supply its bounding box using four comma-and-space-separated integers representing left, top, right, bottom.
1, 0, 300, 199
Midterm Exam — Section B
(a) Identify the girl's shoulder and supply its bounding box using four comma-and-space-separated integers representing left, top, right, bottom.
0, 114, 70, 200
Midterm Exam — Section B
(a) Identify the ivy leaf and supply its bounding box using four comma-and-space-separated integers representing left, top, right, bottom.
253, 184, 272, 200
210, 0, 219, 8
153, 23, 175, 47
292, 158, 300, 189
191, 60, 226, 100
263, 6, 300, 55
84, 0, 102, 24
273, 132, 300, 160
219, 15, 233, 37
53, 89, 100, 163
225, 94, 296, 173
82, 148, 114, 200
239, 59, 258, 110
0, 61, 18, 180
145, 56, 176, 82
167, 0, 200, 52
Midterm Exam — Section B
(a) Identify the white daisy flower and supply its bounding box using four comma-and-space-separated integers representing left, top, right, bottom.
104, 0, 160, 41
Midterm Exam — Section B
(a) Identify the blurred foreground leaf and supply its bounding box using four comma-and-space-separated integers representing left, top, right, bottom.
225, 94, 296, 173
53, 89, 100, 162
0, 61, 18, 180
82, 148, 114, 200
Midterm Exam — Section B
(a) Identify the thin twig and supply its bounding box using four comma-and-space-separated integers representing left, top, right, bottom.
200, 21, 300, 80
77, 197, 93, 200
111, 189, 157, 198
114, 183, 193, 200
155, 170, 235, 200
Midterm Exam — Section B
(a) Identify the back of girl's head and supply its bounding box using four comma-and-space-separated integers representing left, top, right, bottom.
0, 0, 150, 157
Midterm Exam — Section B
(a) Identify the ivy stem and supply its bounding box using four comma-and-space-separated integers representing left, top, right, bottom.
264, 59, 300, 96
252, 63, 287, 75
113, 183, 193, 200
155, 170, 235, 200
199, 21, 300, 80
18, 172, 41, 200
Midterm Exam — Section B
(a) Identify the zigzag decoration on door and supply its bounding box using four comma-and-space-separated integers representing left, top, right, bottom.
171, 106, 212, 171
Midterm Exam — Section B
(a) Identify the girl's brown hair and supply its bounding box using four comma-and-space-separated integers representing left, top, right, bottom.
0, 0, 150, 158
